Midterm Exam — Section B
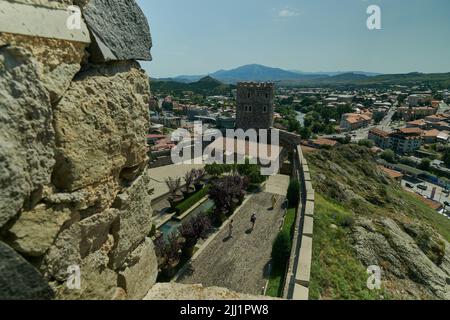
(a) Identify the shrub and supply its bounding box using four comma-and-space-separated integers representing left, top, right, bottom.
209, 175, 247, 219
287, 180, 301, 207
237, 161, 266, 184
338, 215, 355, 228
179, 214, 212, 248
358, 139, 374, 148
271, 232, 291, 269
154, 233, 185, 279
184, 169, 197, 192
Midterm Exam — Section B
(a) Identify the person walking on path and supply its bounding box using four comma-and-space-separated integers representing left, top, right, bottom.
228, 220, 234, 239
271, 195, 277, 210
250, 213, 257, 230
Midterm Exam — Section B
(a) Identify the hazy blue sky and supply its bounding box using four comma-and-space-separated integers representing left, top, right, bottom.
136, 0, 450, 78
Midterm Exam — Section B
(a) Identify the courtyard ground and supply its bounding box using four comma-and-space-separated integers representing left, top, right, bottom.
177, 175, 290, 295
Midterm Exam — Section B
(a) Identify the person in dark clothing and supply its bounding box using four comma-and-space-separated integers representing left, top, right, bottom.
250, 213, 257, 230
228, 220, 234, 238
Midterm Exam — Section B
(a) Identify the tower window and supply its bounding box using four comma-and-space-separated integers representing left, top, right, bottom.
266, 93, 269, 98
248, 93, 251, 98
263, 106, 267, 113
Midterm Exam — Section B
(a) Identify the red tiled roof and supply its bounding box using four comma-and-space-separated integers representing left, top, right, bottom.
369, 128, 390, 138
378, 166, 403, 179
312, 138, 338, 147
422, 129, 440, 138
399, 127, 423, 135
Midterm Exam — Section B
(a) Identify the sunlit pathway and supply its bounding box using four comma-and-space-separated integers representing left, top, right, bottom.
177, 191, 287, 295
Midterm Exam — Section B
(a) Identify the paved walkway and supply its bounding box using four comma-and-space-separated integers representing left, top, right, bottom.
177, 191, 286, 295
265, 174, 290, 196
148, 164, 204, 201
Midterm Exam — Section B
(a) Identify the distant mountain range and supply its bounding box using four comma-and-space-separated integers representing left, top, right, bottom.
151, 76, 235, 95
156, 64, 382, 84
152, 64, 450, 90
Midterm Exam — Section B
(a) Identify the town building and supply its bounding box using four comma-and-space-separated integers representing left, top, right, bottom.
388, 128, 423, 154
368, 128, 390, 149
397, 106, 437, 121
340, 113, 372, 131
421, 129, 441, 144
407, 94, 432, 107
406, 119, 427, 129
368, 128, 423, 154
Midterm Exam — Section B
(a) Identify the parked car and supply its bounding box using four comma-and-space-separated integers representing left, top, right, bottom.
405, 183, 414, 188
417, 185, 428, 191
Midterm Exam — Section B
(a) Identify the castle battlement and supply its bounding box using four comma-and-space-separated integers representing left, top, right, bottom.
237, 82, 274, 89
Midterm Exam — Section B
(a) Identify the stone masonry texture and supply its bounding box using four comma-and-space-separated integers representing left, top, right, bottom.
0, 0, 156, 300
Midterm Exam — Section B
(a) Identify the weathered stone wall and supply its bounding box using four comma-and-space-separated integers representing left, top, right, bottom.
0, 0, 157, 300
283, 144, 315, 300
235, 82, 275, 131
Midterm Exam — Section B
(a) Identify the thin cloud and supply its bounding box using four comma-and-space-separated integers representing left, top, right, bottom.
278, 8, 300, 18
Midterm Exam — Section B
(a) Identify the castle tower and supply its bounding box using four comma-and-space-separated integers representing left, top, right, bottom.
235, 82, 275, 131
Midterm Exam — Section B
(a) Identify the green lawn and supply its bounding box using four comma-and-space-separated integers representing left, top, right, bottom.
266, 207, 297, 297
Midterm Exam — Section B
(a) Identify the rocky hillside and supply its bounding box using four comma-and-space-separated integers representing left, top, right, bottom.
0, 0, 156, 300
305, 145, 450, 300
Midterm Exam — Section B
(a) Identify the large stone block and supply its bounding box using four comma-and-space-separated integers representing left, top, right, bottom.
118, 238, 157, 300
304, 200, 314, 218
0, 241, 54, 300
5, 204, 72, 257
44, 176, 120, 218
77, 0, 152, 62
52, 61, 150, 192
303, 216, 314, 237
0, 1, 89, 104
111, 171, 154, 269
44, 209, 119, 281
51, 239, 118, 300
0, 45, 55, 228
295, 236, 312, 287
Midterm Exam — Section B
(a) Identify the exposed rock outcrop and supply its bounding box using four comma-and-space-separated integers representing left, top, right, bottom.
306, 145, 450, 300
353, 218, 450, 300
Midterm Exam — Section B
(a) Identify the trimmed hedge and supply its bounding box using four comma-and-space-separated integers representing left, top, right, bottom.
175, 186, 210, 215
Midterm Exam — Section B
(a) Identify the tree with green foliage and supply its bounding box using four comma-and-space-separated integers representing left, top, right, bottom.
271, 232, 291, 269
287, 118, 301, 133
236, 160, 266, 184
287, 180, 300, 207
380, 149, 396, 163
299, 126, 312, 139
373, 113, 385, 124
419, 158, 431, 171
204, 163, 225, 177
443, 148, 450, 169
